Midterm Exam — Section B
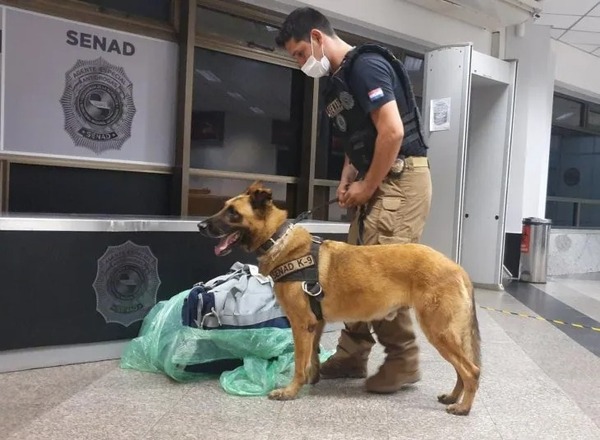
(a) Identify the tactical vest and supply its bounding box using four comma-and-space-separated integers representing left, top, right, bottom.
323, 44, 428, 176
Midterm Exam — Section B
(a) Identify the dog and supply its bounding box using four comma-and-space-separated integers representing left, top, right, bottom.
198, 181, 481, 416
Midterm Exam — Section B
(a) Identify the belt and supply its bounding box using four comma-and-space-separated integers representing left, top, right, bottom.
403, 156, 429, 168
387, 156, 429, 178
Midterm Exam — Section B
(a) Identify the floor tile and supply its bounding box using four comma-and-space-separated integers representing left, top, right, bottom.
6, 368, 189, 440
0, 360, 116, 437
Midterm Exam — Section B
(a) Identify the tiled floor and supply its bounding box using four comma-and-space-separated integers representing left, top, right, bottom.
2, 274, 600, 439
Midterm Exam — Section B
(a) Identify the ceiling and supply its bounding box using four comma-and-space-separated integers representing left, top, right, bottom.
535, 0, 600, 58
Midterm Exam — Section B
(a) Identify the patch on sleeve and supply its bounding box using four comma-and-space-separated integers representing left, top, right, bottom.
367, 87, 384, 102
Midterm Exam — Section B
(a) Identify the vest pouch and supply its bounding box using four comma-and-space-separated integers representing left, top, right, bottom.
347, 129, 376, 175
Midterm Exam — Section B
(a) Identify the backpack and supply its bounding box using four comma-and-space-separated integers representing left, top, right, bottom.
181, 262, 290, 330
179, 262, 290, 374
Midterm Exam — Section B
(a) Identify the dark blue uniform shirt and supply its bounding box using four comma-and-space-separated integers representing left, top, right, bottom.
346, 52, 410, 119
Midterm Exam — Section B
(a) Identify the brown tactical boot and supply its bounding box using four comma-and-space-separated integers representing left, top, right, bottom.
320, 352, 368, 379
365, 309, 421, 393
320, 321, 374, 379
365, 360, 422, 393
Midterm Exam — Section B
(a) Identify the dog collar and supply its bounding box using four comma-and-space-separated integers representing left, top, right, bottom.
256, 221, 294, 256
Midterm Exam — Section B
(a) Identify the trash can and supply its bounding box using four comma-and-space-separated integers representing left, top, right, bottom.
519, 217, 552, 283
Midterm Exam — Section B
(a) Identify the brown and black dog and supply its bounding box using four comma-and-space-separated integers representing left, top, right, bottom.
198, 182, 481, 416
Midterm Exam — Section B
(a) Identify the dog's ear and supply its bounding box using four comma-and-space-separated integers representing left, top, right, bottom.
246, 180, 264, 194
247, 182, 272, 210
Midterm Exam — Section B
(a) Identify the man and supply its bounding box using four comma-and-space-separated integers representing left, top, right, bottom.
275, 7, 432, 394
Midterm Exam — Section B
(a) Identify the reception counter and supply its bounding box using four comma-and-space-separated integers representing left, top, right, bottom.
0, 215, 349, 372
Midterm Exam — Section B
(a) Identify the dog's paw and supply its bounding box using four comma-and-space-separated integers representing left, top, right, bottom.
268, 388, 298, 401
446, 403, 470, 416
437, 393, 458, 405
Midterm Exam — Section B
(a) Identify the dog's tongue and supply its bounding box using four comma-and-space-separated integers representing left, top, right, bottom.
214, 232, 238, 256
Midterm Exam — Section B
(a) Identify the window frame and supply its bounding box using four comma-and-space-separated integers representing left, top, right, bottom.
0, 0, 427, 219
190, 2, 314, 218
191, 0, 425, 220
546, 92, 600, 228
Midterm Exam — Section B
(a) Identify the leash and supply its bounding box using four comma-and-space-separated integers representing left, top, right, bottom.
292, 197, 340, 224
291, 192, 369, 245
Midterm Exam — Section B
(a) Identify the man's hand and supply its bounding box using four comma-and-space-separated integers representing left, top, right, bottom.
336, 182, 349, 207
340, 180, 377, 208
337, 154, 358, 208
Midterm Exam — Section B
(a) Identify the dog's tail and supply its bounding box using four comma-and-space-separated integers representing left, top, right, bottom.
464, 273, 482, 368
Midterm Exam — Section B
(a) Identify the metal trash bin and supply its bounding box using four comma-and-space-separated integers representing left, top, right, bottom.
519, 217, 552, 283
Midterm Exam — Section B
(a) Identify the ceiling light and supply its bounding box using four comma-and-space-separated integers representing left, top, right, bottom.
555, 112, 575, 121
227, 91, 244, 100
250, 106, 265, 115
195, 69, 221, 82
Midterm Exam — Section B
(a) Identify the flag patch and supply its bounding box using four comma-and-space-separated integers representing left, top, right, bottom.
368, 87, 384, 102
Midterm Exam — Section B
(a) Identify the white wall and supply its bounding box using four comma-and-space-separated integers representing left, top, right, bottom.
553, 39, 600, 105
240, 0, 493, 55
504, 22, 556, 233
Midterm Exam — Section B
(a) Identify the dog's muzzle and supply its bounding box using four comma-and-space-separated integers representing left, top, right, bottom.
197, 220, 214, 237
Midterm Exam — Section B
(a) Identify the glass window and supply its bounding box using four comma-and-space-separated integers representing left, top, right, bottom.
196, 7, 290, 58
546, 125, 600, 227
190, 4, 426, 223
587, 108, 600, 130
190, 47, 305, 177
579, 204, 600, 227
552, 96, 583, 127
189, 175, 294, 217
79, 0, 172, 22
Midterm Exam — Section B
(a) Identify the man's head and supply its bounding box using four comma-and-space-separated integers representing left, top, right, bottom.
275, 7, 337, 76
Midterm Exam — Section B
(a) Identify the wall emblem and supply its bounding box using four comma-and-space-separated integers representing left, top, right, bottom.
60, 57, 136, 154
93, 241, 161, 327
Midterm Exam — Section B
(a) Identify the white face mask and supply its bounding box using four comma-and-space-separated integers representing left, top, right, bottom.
301, 37, 330, 78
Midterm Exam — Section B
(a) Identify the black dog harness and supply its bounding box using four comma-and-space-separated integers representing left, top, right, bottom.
256, 221, 325, 321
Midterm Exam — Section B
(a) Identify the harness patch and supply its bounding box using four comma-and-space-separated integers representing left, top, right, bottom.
271, 255, 316, 282
268, 238, 325, 321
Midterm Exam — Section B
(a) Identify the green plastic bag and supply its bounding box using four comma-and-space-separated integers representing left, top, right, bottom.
120, 289, 331, 396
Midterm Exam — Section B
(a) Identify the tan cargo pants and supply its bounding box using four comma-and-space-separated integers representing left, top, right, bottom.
338, 156, 432, 368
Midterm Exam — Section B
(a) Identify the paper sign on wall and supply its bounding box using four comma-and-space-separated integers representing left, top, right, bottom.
430, 97, 451, 132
